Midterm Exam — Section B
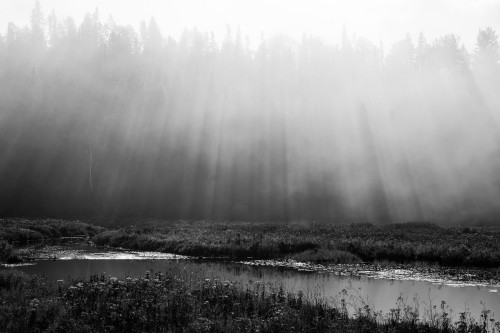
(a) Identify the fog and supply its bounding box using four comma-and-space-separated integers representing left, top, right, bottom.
1, 2, 500, 223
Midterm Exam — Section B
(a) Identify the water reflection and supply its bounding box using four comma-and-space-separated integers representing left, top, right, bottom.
13, 257, 499, 320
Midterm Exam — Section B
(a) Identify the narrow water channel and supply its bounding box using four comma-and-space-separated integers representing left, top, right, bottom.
6, 244, 500, 320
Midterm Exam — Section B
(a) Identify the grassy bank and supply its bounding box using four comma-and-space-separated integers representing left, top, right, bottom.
0, 269, 498, 333
93, 221, 500, 268
1, 219, 500, 268
0, 219, 104, 263
0, 218, 103, 243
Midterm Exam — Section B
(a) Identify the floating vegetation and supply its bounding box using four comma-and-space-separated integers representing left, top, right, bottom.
1, 263, 37, 268
240, 259, 500, 290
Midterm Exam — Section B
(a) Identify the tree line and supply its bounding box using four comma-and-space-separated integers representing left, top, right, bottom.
0, 2, 499, 222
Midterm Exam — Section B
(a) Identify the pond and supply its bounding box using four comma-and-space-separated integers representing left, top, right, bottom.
5, 244, 500, 320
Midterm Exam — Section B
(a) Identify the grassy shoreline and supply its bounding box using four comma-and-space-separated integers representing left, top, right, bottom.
0, 219, 103, 263
1, 219, 500, 332
92, 221, 500, 268
2, 219, 500, 269
1, 269, 498, 333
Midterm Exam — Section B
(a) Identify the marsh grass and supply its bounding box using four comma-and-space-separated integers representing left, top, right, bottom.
0, 219, 104, 263
93, 221, 500, 268
0, 218, 103, 244
0, 269, 498, 333
289, 248, 362, 264
3, 219, 499, 268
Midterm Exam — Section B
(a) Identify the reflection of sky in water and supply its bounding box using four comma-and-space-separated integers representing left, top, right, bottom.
28, 245, 188, 260
9, 245, 500, 321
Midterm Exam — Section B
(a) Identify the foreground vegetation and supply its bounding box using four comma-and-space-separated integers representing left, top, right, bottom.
0, 269, 498, 333
93, 221, 500, 268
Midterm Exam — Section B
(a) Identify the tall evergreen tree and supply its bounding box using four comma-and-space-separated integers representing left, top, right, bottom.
474, 27, 499, 68
30, 0, 46, 52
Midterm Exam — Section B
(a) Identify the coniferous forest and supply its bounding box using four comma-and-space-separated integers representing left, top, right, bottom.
1, 2, 500, 223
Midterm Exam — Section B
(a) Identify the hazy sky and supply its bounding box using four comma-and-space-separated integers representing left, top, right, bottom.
1, 0, 500, 49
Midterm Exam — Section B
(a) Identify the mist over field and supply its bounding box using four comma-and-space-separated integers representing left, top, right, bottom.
1, 2, 500, 223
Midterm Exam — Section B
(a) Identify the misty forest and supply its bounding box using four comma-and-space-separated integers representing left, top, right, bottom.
1, 3, 500, 222
2, 2, 500, 333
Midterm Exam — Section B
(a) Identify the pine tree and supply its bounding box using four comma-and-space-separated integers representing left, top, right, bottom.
30, 0, 46, 52
47, 10, 60, 48
474, 27, 499, 69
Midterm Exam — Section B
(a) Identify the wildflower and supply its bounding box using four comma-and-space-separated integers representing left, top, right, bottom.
29, 298, 40, 307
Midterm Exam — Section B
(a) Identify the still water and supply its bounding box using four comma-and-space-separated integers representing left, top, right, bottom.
9, 245, 500, 320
